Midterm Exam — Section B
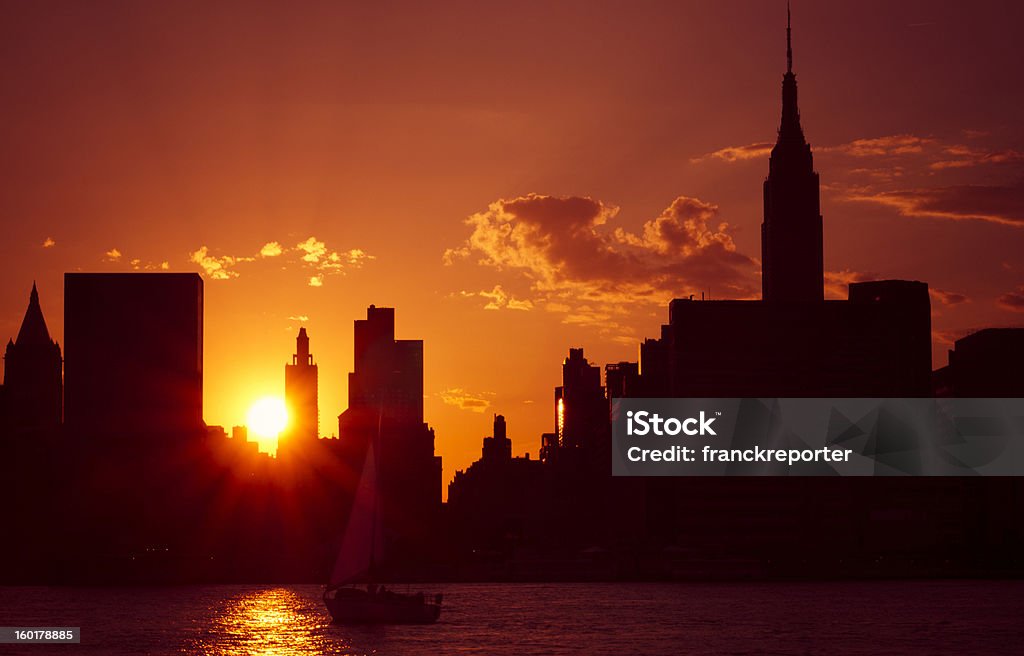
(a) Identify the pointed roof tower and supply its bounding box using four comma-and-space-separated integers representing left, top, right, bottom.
15, 282, 55, 347
761, 2, 825, 302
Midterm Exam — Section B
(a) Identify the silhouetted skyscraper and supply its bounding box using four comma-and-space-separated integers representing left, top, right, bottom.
604, 361, 639, 403
343, 305, 424, 428
337, 305, 441, 560
2, 283, 62, 432
447, 414, 545, 558
554, 348, 606, 452
761, 6, 824, 302
64, 273, 203, 441
481, 414, 512, 463
283, 327, 319, 446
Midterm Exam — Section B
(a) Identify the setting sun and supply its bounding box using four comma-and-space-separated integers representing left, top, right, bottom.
246, 397, 288, 451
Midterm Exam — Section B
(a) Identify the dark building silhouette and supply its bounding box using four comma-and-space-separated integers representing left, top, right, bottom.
482, 413, 512, 462
4, 7, 1023, 588
2, 283, 62, 433
484, 8, 987, 579
627, 18, 932, 399
341, 306, 426, 426
933, 328, 1024, 397
64, 273, 204, 441
604, 361, 639, 406
762, 6, 823, 302
651, 280, 932, 397
554, 348, 607, 453
281, 327, 319, 454
447, 414, 546, 564
337, 305, 442, 563
637, 337, 669, 396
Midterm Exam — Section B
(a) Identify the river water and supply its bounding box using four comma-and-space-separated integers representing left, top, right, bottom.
1, 581, 1022, 654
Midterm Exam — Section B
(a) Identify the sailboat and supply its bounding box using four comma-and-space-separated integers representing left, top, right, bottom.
322, 439, 442, 624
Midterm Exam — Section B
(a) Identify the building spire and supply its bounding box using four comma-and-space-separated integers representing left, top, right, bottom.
786, 2, 793, 74
15, 282, 54, 346
776, 0, 804, 147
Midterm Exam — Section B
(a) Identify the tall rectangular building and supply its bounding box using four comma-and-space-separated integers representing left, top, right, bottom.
64, 273, 203, 441
554, 348, 605, 451
338, 305, 441, 559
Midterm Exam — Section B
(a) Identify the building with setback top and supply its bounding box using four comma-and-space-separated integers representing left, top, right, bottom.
337, 305, 442, 563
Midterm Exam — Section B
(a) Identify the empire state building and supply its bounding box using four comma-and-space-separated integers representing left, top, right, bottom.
761, 5, 824, 302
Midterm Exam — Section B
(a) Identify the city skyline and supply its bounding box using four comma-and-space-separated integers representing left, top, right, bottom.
2, 1, 1023, 591
3, 1, 1024, 483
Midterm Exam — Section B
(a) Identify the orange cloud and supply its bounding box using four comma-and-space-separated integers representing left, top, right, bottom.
439, 388, 493, 413
189, 246, 250, 279
822, 134, 935, 157
698, 133, 1024, 176
445, 193, 758, 332
930, 288, 970, 306
188, 238, 374, 282
296, 237, 327, 263
824, 269, 878, 300
690, 142, 773, 163
295, 237, 375, 279
694, 135, 935, 165
259, 241, 283, 257
460, 285, 533, 311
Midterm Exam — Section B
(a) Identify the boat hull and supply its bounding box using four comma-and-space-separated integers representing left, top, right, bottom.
324, 588, 441, 624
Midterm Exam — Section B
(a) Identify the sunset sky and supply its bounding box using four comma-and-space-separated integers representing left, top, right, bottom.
2, 1, 1023, 486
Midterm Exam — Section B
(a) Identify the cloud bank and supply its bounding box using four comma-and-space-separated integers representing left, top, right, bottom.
445, 193, 758, 330
189, 237, 375, 285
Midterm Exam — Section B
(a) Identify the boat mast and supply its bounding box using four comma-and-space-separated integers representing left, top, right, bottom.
368, 400, 384, 582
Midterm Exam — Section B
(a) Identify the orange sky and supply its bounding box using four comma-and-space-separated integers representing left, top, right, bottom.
3, 1, 1024, 488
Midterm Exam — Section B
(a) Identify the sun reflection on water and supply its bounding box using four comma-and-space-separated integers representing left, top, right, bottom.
184, 587, 358, 656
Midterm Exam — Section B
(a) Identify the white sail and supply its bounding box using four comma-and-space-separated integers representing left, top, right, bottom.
330, 443, 384, 585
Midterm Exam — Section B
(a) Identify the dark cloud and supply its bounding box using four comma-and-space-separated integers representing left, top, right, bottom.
929, 145, 1024, 170
998, 286, 1024, 312
847, 183, 1024, 226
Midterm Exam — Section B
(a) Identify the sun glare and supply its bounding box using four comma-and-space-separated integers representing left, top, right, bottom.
246, 397, 288, 444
